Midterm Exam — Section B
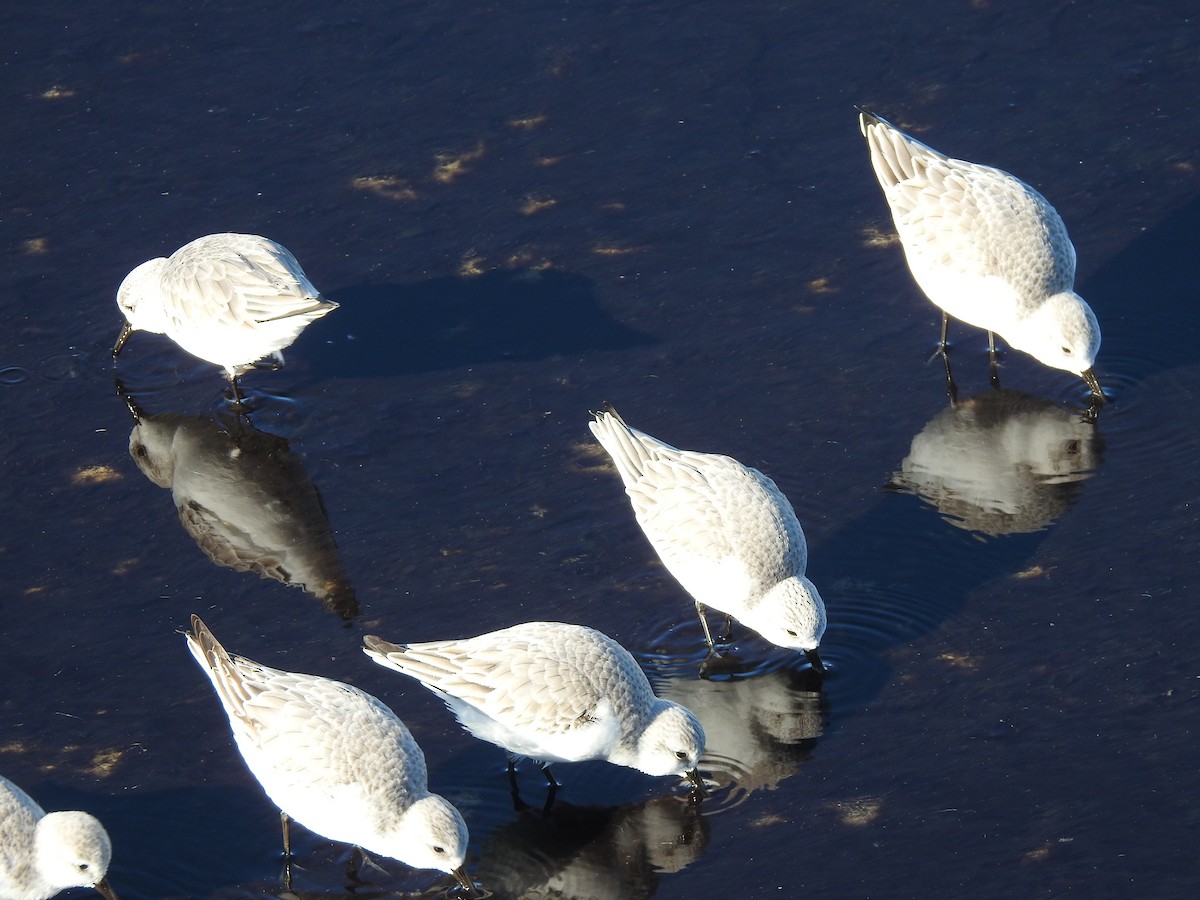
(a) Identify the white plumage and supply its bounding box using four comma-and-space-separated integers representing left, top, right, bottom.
184, 616, 472, 892
363, 622, 705, 787
0, 774, 118, 900
113, 233, 337, 387
589, 404, 826, 669
859, 110, 1102, 397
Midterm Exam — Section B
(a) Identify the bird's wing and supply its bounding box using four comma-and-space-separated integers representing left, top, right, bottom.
365, 626, 644, 737
162, 235, 332, 328
187, 617, 422, 793
864, 117, 1076, 294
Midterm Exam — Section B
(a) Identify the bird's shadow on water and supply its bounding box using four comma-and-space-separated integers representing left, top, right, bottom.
304, 269, 655, 379
1082, 192, 1200, 380
811, 477, 1048, 720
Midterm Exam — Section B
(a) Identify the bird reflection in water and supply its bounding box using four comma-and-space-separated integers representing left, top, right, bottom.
474, 792, 707, 900
274, 891, 393, 900
888, 388, 1103, 537
658, 659, 825, 802
119, 392, 359, 620
273, 875, 480, 899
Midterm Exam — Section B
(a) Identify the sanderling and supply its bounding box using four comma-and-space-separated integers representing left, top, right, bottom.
362, 622, 705, 793
859, 109, 1103, 399
184, 616, 473, 893
112, 233, 337, 397
0, 774, 118, 900
589, 403, 826, 671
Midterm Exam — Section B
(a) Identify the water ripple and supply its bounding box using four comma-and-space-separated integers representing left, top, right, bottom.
0, 365, 29, 385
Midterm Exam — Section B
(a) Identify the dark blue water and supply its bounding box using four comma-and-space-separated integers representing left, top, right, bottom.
3, 2, 1200, 897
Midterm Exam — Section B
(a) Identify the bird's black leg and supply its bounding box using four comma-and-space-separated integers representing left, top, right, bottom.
225, 373, 252, 417
697, 645, 723, 679
717, 613, 734, 645
347, 847, 387, 883
346, 846, 364, 884
507, 758, 527, 811
695, 602, 717, 651
280, 811, 292, 860
938, 313, 958, 405
987, 331, 1002, 389
540, 764, 559, 817
942, 349, 958, 406
280, 811, 294, 891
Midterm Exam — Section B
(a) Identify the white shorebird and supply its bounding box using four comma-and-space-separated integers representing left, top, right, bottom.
859, 109, 1103, 399
112, 233, 337, 397
362, 622, 706, 794
589, 404, 826, 671
184, 616, 473, 893
0, 774, 118, 900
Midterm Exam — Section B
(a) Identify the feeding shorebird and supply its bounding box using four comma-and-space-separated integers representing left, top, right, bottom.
589, 403, 826, 672
112, 233, 337, 399
859, 109, 1103, 400
363, 622, 706, 800
184, 616, 474, 893
0, 774, 118, 900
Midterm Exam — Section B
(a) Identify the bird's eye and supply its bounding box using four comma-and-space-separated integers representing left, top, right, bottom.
786, 629, 798, 637
433, 846, 445, 854
675, 751, 688, 760
78, 863, 89, 872
1061, 346, 1073, 355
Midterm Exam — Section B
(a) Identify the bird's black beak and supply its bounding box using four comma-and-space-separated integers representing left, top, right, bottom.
805, 647, 826, 675
451, 866, 477, 896
686, 767, 708, 797
1081, 368, 1105, 403
112, 322, 133, 358
94, 877, 120, 900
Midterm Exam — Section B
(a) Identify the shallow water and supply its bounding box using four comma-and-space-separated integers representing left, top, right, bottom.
2, 1, 1200, 897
